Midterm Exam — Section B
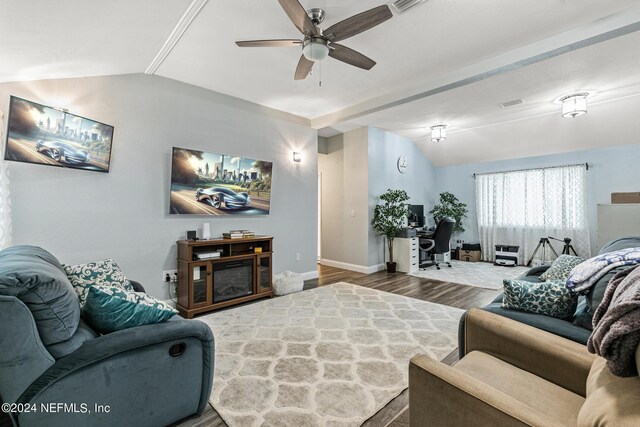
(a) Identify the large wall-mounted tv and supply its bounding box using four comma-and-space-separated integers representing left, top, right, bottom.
4, 96, 114, 173
169, 146, 272, 216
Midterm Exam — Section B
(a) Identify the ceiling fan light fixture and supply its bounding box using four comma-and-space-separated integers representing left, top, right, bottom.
430, 124, 447, 142
560, 92, 589, 118
302, 38, 329, 62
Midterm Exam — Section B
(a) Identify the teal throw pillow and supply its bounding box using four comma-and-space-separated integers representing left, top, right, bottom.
82, 285, 177, 333
539, 254, 584, 282
64, 259, 134, 306
503, 279, 578, 319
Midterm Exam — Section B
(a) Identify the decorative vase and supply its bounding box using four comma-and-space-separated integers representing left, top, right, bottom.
386, 262, 397, 273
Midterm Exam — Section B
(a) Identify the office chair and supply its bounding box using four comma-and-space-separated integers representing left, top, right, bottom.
419, 217, 456, 270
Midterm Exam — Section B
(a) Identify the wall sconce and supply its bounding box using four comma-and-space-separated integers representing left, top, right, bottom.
560, 93, 589, 118
430, 124, 447, 142
293, 152, 302, 163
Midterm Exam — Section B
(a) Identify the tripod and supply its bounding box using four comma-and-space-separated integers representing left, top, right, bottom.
526, 237, 559, 266
549, 236, 578, 256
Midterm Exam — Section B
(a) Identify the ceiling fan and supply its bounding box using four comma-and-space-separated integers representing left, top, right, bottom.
235, 0, 394, 80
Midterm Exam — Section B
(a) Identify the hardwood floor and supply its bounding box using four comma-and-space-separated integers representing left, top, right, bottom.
175, 264, 500, 427
307, 264, 500, 310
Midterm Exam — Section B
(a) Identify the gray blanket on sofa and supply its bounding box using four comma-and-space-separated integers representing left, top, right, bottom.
587, 264, 640, 377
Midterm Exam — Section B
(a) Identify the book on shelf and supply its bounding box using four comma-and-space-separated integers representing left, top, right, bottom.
223, 232, 243, 239
196, 251, 222, 260
227, 229, 256, 238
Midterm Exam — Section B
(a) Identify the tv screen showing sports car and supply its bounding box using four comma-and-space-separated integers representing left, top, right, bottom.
4, 96, 113, 173
169, 146, 272, 216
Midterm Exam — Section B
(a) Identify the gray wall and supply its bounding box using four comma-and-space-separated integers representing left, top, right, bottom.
0, 74, 318, 300
367, 127, 437, 266
317, 136, 329, 155
318, 127, 438, 270
317, 130, 370, 268
318, 134, 347, 263
434, 143, 640, 254
343, 128, 370, 267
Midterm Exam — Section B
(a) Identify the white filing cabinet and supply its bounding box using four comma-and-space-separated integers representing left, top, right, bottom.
393, 237, 419, 273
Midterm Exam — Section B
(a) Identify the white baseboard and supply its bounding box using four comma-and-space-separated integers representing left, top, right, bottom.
301, 269, 319, 281
319, 259, 386, 275
367, 263, 386, 274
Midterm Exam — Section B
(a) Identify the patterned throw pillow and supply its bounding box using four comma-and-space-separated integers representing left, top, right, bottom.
540, 254, 584, 282
82, 285, 177, 333
63, 259, 134, 306
503, 279, 578, 319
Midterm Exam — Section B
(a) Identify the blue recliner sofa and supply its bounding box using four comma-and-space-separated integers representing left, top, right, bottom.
0, 246, 214, 427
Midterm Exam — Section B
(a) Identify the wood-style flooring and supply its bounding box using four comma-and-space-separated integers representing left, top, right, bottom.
174, 264, 500, 427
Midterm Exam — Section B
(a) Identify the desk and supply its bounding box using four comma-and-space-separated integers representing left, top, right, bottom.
417, 231, 434, 239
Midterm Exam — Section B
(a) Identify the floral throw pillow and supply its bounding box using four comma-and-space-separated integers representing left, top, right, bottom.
503, 279, 578, 319
82, 285, 177, 333
540, 254, 584, 282
63, 259, 134, 306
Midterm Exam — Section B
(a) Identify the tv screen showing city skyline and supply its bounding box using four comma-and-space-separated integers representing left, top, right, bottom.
4, 96, 113, 173
169, 146, 272, 216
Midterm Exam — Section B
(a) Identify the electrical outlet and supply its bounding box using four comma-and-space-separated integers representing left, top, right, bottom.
295, 253, 301, 262
169, 282, 178, 298
162, 269, 177, 282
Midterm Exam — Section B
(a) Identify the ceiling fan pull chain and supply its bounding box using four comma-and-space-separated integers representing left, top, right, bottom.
319, 62, 322, 87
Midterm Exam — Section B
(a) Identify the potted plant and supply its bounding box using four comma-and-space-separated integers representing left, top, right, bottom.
429, 191, 468, 233
372, 189, 410, 273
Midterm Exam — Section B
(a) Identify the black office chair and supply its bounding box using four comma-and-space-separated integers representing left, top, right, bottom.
419, 217, 456, 270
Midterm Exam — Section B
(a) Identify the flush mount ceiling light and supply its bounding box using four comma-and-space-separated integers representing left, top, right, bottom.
560, 92, 589, 118
302, 38, 329, 62
293, 152, 302, 163
430, 124, 447, 142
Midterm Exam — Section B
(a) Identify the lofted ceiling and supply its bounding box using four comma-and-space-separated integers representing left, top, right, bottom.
345, 30, 640, 165
0, 0, 191, 83
2, 0, 640, 165
155, 0, 639, 119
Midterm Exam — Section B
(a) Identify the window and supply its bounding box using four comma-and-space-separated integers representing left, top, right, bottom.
475, 164, 590, 262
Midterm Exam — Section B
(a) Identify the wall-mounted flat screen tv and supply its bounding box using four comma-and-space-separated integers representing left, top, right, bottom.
4, 96, 113, 173
169, 146, 272, 216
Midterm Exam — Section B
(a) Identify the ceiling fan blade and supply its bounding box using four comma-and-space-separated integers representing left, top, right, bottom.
277, 0, 319, 36
294, 54, 314, 80
324, 5, 393, 43
236, 39, 302, 48
329, 43, 376, 70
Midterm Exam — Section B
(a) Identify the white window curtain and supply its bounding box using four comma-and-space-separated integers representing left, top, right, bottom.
0, 112, 12, 249
475, 164, 590, 264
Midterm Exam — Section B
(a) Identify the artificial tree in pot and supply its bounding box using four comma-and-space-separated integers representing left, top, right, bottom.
430, 191, 468, 233
372, 189, 410, 273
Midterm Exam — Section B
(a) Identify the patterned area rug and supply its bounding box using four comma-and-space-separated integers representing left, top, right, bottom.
409, 260, 529, 290
199, 282, 463, 427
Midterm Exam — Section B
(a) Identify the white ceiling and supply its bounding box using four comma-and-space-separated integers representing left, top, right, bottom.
155, 0, 639, 119
2, 0, 640, 165
345, 30, 640, 165
0, 0, 191, 83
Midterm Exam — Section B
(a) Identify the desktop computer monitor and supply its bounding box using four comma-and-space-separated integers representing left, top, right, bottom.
407, 204, 425, 228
